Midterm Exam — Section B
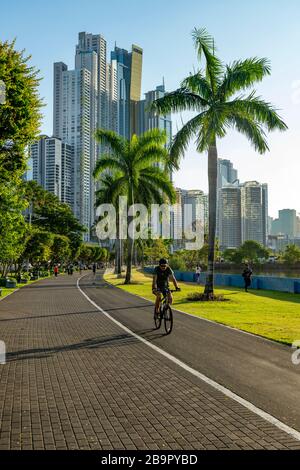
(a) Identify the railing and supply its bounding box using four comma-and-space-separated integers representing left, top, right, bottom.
144, 267, 300, 294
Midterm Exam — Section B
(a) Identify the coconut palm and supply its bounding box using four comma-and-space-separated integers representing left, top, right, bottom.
152, 27, 287, 299
94, 128, 176, 284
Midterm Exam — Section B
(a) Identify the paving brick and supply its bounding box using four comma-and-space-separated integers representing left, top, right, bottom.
0, 273, 300, 450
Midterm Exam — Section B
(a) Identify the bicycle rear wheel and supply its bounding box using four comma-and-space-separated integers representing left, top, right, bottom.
164, 306, 173, 335
154, 307, 162, 330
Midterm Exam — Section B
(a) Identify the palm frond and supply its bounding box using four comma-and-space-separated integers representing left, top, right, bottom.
227, 114, 269, 154
151, 88, 208, 115
191, 27, 223, 94
135, 128, 167, 151
170, 111, 208, 163
181, 71, 212, 102
225, 94, 288, 131
218, 58, 271, 100
93, 155, 126, 178
95, 129, 126, 155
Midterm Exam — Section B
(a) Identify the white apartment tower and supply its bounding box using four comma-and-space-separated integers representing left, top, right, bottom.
241, 181, 268, 246
61, 69, 92, 232
30, 136, 72, 204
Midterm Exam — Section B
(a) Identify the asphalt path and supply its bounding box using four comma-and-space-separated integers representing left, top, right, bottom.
80, 271, 300, 432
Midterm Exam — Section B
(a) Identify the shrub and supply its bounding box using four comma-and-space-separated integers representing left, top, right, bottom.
169, 256, 186, 271
186, 292, 229, 302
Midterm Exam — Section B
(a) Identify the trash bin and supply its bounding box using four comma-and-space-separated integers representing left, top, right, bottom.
6, 279, 17, 289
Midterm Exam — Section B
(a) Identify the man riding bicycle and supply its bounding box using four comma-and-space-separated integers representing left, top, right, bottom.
152, 259, 180, 315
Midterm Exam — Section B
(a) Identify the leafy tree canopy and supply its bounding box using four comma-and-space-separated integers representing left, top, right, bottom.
0, 40, 42, 175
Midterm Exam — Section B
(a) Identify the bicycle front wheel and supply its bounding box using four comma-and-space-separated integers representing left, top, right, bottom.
164, 306, 173, 335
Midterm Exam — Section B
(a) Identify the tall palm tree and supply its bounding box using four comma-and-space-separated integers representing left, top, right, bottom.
152, 27, 287, 299
94, 128, 176, 284
94, 172, 123, 275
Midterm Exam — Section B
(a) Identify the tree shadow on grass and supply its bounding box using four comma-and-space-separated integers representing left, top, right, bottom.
246, 289, 300, 305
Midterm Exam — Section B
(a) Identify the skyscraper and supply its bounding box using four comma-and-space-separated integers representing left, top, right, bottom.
240, 181, 268, 246
219, 181, 268, 249
137, 84, 172, 141
53, 33, 144, 239
217, 159, 239, 191
219, 186, 242, 249
111, 44, 143, 139
61, 68, 92, 232
217, 158, 239, 239
30, 135, 72, 204
173, 188, 206, 251
53, 62, 68, 140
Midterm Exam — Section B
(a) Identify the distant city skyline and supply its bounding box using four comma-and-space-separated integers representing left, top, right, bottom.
1, 0, 300, 217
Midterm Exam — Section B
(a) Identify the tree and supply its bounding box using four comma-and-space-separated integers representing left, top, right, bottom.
22, 181, 86, 256
144, 239, 170, 265
223, 248, 243, 264
0, 177, 27, 277
22, 230, 53, 267
51, 235, 71, 265
94, 129, 176, 284
283, 245, 300, 265
0, 40, 42, 175
152, 28, 287, 298
239, 240, 269, 263
78, 245, 108, 265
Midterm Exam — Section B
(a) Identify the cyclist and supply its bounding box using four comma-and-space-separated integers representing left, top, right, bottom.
152, 259, 180, 315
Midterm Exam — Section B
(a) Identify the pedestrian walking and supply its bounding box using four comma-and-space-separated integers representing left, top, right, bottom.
242, 264, 253, 292
92, 263, 97, 285
195, 265, 202, 284
54, 265, 59, 278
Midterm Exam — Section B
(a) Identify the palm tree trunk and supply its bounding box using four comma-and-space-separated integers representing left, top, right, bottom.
204, 142, 218, 298
115, 215, 122, 276
125, 186, 135, 284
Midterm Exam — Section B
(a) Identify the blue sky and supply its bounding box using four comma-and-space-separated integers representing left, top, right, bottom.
1, 0, 300, 217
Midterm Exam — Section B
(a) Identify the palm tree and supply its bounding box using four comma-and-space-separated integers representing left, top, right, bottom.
94, 172, 123, 275
94, 128, 176, 284
152, 27, 287, 299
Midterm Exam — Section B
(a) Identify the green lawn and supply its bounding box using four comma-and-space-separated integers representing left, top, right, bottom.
104, 269, 300, 346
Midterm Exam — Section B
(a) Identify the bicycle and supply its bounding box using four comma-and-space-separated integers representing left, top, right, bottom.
154, 289, 179, 335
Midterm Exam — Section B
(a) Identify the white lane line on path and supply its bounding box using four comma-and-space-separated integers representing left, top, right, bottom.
77, 274, 300, 443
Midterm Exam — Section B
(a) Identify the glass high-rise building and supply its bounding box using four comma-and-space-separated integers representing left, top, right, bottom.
219, 186, 242, 249
111, 44, 143, 139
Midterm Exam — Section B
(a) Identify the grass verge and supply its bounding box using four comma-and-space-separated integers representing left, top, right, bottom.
104, 269, 300, 345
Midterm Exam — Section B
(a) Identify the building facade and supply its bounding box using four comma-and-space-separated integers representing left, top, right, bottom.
219, 186, 242, 249
271, 209, 297, 238
30, 136, 72, 205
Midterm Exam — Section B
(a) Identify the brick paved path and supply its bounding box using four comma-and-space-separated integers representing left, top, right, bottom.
0, 274, 300, 450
